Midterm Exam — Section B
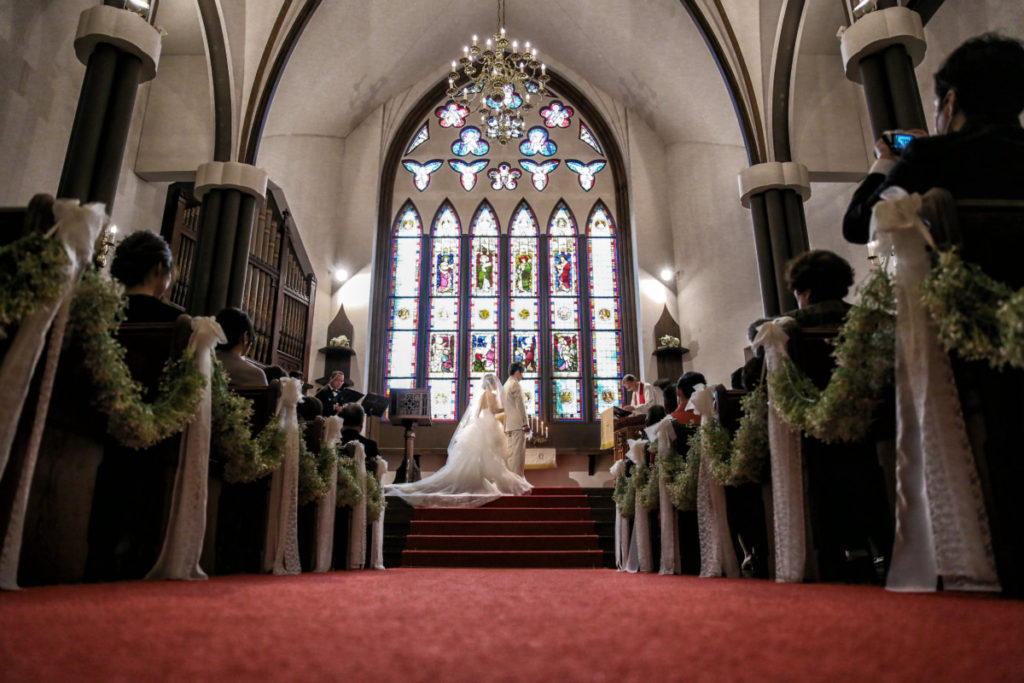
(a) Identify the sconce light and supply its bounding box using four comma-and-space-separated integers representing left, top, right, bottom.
659, 267, 676, 283
333, 268, 349, 284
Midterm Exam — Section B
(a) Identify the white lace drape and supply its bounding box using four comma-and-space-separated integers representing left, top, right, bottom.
347, 441, 368, 570
647, 417, 682, 575
313, 416, 343, 573
371, 456, 387, 570
752, 322, 806, 583
263, 377, 302, 575
688, 386, 740, 579
0, 200, 106, 591
610, 459, 630, 571
873, 191, 1000, 593
145, 318, 225, 581
624, 439, 654, 573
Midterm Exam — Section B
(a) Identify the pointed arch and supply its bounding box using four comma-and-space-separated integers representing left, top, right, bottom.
470, 199, 500, 236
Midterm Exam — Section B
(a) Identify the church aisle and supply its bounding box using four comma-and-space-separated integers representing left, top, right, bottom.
2, 569, 1022, 681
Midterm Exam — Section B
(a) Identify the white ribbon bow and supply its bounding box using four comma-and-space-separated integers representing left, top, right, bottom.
686, 384, 713, 417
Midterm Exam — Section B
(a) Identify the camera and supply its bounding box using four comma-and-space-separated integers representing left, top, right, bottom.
881, 130, 915, 155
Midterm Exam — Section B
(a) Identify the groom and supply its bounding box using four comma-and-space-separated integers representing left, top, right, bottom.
502, 362, 530, 476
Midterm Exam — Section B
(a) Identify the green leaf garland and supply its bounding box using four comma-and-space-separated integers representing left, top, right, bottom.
612, 469, 636, 518
336, 455, 363, 508
366, 471, 386, 520
298, 427, 337, 505
0, 232, 70, 337
210, 359, 287, 482
659, 432, 699, 511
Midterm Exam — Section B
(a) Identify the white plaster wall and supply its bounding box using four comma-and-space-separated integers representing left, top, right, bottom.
804, 180, 873, 298
113, 80, 168, 236
636, 269, 678, 386
0, 0, 91, 205
667, 141, 762, 386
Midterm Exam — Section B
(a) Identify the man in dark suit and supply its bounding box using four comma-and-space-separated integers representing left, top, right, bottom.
340, 403, 380, 484
317, 370, 346, 417
843, 33, 1024, 244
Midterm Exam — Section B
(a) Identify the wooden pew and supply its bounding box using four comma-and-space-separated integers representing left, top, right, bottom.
297, 416, 326, 571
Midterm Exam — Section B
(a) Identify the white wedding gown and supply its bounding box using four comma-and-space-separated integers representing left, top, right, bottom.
385, 389, 532, 508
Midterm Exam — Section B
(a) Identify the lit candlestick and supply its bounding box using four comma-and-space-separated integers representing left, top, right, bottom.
512, 40, 518, 52
472, 34, 478, 46
541, 63, 546, 75
500, 27, 506, 37
463, 46, 469, 58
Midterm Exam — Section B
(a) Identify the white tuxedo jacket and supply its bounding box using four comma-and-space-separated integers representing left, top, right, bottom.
501, 376, 529, 432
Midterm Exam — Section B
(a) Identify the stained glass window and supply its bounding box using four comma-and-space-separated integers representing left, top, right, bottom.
507, 200, 540, 418
588, 200, 622, 417
427, 201, 462, 420
579, 121, 603, 155
548, 202, 583, 420
405, 122, 429, 155
386, 202, 422, 403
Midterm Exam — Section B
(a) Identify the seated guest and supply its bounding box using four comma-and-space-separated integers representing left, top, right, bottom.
843, 33, 1024, 244
340, 403, 380, 474
317, 370, 347, 416
214, 307, 267, 386
109, 230, 184, 323
669, 371, 705, 425
620, 373, 656, 415
646, 404, 667, 427
662, 384, 678, 415
263, 365, 287, 382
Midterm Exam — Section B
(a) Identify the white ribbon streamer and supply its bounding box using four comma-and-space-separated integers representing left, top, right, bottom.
624, 439, 653, 573
874, 191, 999, 593
263, 377, 302, 575
371, 456, 387, 570
145, 318, 225, 581
313, 416, 343, 573
752, 320, 806, 583
646, 417, 682, 575
0, 200, 106, 591
347, 441, 368, 570
610, 459, 629, 571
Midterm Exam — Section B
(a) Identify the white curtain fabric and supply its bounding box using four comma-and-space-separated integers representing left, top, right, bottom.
347, 441, 368, 570
647, 417, 682, 575
313, 416, 343, 573
752, 322, 806, 583
624, 439, 653, 573
610, 459, 630, 571
0, 200, 106, 591
873, 191, 1000, 593
688, 386, 740, 579
263, 377, 302, 575
145, 318, 225, 581
371, 456, 388, 570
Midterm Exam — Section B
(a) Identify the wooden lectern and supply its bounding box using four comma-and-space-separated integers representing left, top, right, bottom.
600, 407, 647, 462
389, 388, 431, 483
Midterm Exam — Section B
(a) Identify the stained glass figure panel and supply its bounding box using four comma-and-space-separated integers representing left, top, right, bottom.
469, 332, 498, 376
553, 379, 583, 420
594, 379, 621, 419
469, 297, 499, 330
470, 237, 499, 295
587, 238, 618, 297
390, 297, 419, 330
579, 121, 604, 155
549, 205, 576, 236
428, 379, 458, 421
430, 238, 460, 296
552, 331, 580, 376
511, 332, 540, 375
520, 379, 540, 419
510, 297, 538, 329
429, 298, 459, 329
405, 122, 429, 155
393, 206, 423, 236
510, 204, 538, 236
386, 331, 417, 378
590, 298, 619, 330
428, 332, 457, 377
391, 238, 421, 296
591, 331, 622, 377
549, 236, 577, 296
510, 240, 538, 295
587, 203, 615, 236
550, 299, 579, 329
471, 203, 499, 235
432, 204, 461, 235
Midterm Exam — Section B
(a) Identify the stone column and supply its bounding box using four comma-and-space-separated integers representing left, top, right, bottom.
57, 4, 162, 212
839, 7, 928, 140
738, 162, 812, 317
189, 162, 269, 316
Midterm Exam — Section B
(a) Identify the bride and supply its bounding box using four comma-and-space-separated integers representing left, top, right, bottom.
385, 373, 532, 507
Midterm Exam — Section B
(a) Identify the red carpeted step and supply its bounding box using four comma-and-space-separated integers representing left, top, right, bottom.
527, 487, 587, 495
409, 520, 595, 535
406, 534, 600, 551
414, 507, 591, 521
481, 495, 588, 508
401, 549, 604, 568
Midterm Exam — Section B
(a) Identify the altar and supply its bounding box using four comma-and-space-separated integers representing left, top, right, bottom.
600, 408, 648, 461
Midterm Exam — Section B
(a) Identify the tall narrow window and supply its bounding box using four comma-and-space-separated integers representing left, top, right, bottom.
509, 200, 540, 418
467, 201, 500, 409
427, 201, 461, 420
587, 200, 622, 417
548, 201, 583, 421
386, 202, 423, 399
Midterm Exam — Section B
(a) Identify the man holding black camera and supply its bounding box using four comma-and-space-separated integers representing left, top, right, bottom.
842, 33, 1024, 244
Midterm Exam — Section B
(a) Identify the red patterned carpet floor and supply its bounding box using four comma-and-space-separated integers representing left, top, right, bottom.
2, 569, 1023, 682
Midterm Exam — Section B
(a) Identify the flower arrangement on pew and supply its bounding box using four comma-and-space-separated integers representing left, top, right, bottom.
210, 360, 287, 482
635, 453, 659, 512
0, 232, 70, 337
336, 456, 363, 508
704, 383, 770, 487
612, 466, 636, 518
658, 434, 699, 511
298, 428, 336, 505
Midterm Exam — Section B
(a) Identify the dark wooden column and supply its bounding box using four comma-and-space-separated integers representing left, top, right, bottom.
57, 4, 161, 212
840, 7, 928, 140
188, 162, 268, 316
739, 162, 812, 317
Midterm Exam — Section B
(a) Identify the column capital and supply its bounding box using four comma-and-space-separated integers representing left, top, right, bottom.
74, 5, 162, 82
737, 162, 810, 209
839, 7, 926, 84
194, 162, 269, 201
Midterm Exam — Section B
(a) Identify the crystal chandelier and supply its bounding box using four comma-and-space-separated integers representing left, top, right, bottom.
446, 0, 550, 145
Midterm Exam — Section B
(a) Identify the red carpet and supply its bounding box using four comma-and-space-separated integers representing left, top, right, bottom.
2, 570, 1024, 681
402, 487, 604, 567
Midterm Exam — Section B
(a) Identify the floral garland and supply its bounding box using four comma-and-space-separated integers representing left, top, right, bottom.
210, 359, 287, 482
366, 469, 385, 520
768, 264, 896, 443
0, 232, 70, 337
657, 432, 699, 511
336, 456, 363, 508
706, 383, 770, 486
612, 469, 636, 518
920, 247, 1024, 369
68, 269, 205, 449
635, 447, 660, 511
298, 430, 336, 505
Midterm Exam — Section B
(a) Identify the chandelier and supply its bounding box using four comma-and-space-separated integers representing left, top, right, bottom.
446, 0, 550, 145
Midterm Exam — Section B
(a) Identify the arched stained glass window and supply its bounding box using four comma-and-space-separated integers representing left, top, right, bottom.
373, 77, 636, 446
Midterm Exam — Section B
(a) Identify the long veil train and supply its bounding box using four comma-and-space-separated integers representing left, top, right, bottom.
384, 374, 532, 508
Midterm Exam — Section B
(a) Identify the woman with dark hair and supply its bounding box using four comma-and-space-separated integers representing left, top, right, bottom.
109, 230, 183, 323
214, 307, 268, 387
669, 371, 705, 425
